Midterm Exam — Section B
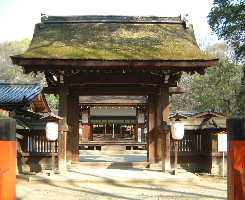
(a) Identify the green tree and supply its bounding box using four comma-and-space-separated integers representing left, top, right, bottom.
0, 39, 44, 83
45, 94, 59, 110
170, 73, 197, 111
171, 43, 243, 116
191, 60, 242, 116
208, 0, 245, 60
208, 0, 245, 115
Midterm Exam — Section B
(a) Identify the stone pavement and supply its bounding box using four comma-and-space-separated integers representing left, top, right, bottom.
18, 152, 195, 184
17, 152, 227, 199
17, 166, 198, 184
17, 171, 227, 200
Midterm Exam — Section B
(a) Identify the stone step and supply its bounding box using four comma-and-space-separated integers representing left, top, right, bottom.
79, 150, 147, 155
70, 162, 150, 169
101, 145, 126, 151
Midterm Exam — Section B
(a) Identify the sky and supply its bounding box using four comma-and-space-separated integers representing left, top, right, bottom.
0, 0, 219, 47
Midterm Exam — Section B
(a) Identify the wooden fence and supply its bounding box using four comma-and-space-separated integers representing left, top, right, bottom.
170, 130, 212, 154
20, 130, 212, 155
20, 132, 58, 153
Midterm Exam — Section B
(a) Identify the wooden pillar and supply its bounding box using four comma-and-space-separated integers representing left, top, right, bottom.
58, 86, 69, 170
88, 107, 93, 141
155, 91, 163, 163
112, 123, 115, 139
141, 127, 145, 142
134, 125, 138, 141
159, 85, 171, 172
66, 94, 73, 164
81, 107, 92, 142
66, 93, 80, 164
73, 94, 80, 162
131, 125, 136, 141
148, 95, 157, 163
81, 125, 91, 142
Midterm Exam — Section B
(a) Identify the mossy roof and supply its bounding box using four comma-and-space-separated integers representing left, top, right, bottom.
17, 15, 215, 61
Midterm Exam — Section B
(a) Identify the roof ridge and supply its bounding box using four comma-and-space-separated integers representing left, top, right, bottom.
41, 14, 184, 25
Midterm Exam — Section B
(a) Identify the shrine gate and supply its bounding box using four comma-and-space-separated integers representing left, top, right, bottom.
11, 15, 218, 171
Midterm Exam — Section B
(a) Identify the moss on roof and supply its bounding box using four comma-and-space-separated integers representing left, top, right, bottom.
18, 15, 215, 61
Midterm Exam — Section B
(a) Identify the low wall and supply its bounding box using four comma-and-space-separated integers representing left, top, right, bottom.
209, 152, 227, 176
17, 151, 227, 175
17, 153, 58, 173
170, 152, 227, 176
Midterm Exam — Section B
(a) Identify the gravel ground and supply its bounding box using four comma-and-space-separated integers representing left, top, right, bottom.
17, 176, 227, 200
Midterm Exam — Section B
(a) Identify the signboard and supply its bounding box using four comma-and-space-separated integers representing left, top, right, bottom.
218, 134, 227, 152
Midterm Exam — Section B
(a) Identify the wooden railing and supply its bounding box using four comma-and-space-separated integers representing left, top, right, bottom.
20, 130, 213, 154
21, 132, 58, 153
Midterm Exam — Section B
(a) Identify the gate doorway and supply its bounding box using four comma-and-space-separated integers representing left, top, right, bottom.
79, 97, 148, 164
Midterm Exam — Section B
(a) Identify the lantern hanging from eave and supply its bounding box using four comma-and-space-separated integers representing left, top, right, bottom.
171, 121, 185, 140
82, 112, 89, 124
137, 112, 145, 124
46, 122, 59, 141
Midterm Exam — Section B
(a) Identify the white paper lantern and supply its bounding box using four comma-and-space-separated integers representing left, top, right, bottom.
171, 121, 184, 140
46, 122, 59, 141
137, 113, 145, 124
82, 112, 89, 124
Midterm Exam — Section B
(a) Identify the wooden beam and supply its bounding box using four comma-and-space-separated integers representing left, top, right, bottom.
11, 56, 218, 69
43, 86, 185, 95
63, 71, 164, 86
43, 86, 159, 95
80, 103, 147, 107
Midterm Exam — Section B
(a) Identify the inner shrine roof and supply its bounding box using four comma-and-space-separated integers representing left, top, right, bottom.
13, 15, 216, 62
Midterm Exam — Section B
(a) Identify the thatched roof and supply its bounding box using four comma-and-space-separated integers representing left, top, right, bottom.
14, 15, 215, 61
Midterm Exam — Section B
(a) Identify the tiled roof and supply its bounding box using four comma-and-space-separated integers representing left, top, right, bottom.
0, 83, 42, 110
170, 110, 225, 118
170, 110, 199, 117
